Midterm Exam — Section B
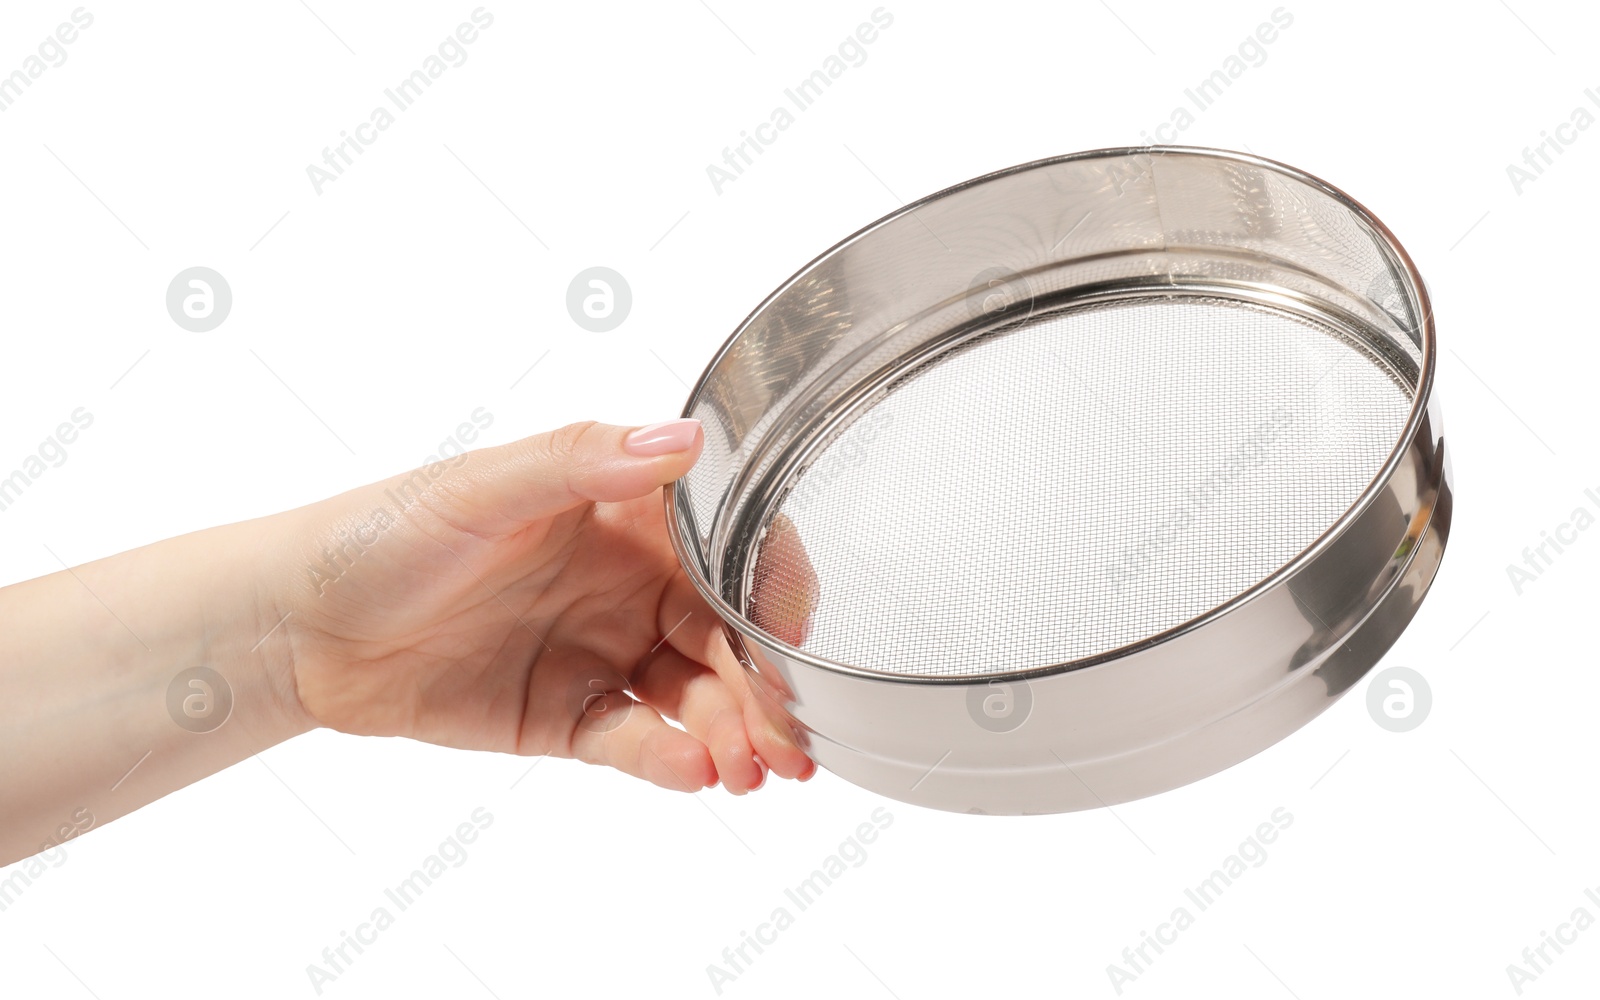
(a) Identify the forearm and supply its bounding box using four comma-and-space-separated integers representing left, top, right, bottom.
0, 516, 312, 865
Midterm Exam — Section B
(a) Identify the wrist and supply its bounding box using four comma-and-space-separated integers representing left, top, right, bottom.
199, 514, 320, 743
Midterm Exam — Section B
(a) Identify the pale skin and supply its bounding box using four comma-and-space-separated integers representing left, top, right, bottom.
0, 418, 815, 866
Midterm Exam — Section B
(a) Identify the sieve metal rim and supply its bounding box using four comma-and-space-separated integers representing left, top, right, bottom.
664, 145, 1437, 686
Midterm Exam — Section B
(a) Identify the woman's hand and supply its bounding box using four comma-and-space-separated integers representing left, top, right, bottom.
261, 418, 813, 794
0, 416, 812, 865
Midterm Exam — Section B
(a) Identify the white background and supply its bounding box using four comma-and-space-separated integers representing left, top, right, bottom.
1, 1, 1596, 997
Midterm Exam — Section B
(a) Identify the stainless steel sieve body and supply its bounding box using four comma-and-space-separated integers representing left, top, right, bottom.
666, 147, 1450, 814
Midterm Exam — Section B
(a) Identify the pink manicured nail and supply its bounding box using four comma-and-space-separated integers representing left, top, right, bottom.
624, 418, 701, 457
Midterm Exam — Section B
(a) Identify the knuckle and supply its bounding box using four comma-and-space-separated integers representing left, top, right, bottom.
541, 420, 600, 466
524, 421, 603, 500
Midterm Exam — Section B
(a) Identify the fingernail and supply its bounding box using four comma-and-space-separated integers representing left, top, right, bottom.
624, 418, 701, 457
798, 759, 817, 782
752, 754, 769, 792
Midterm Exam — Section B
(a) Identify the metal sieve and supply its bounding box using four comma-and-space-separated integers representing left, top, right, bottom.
665, 147, 1451, 814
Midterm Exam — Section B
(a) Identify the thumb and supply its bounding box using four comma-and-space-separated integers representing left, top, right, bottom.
399, 419, 703, 529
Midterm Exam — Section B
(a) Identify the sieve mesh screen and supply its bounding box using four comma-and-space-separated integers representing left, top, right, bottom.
742, 296, 1413, 677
